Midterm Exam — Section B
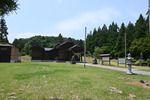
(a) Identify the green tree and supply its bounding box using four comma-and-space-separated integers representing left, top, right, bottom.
86, 31, 93, 53
93, 46, 109, 58
76, 39, 84, 47
58, 33, 63, 42
134, 14, 146, 39
115, 23, 126, 57
129, 38, 150, 60
108, 22, 119, 53
0, 16, 8, 42
144, 16, 150, 38
97, 26, 102, 47
101, 24, 108, 46
126, 22, 135, 53
0, 0, 19, 16
92, 28, 99, 49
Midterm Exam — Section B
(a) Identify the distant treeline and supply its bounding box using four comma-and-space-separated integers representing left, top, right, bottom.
86, 14, 150, 60
13, 34, 84, 56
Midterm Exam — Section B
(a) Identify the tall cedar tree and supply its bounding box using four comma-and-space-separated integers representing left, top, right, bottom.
92, 28, 99, 52
134, 14, 146, 39
126, 22, 135, 53
0, 17, 8, 42
115, 23, 126, 57
108, 22, 119, 51
101, 24, 108, 46
97, 26, 103, 47
144, 16, 150, 38
86, 32, 93, 53
0, 0, 18, 16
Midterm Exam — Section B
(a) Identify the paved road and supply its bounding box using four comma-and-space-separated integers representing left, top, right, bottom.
77, 63, 150, 76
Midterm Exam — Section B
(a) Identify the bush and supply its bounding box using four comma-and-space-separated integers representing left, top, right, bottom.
132, 59, 137, 63
135, 61, 139, 65
147, 58, 150, 67
141, 61, 147, 66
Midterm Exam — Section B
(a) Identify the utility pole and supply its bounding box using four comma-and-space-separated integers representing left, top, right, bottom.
146, 0, 150, 34
125, 32, 127, 67
84, 27, 87, 68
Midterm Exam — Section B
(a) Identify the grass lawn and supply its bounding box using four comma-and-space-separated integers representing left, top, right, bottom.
140, 69, 150, 72
0, 61, 150, 100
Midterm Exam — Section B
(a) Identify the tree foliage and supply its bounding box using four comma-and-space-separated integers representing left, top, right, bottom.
93, 46, 109, 58
129, 38, 150, 60
86, 14, 150, 59
0, 0, 19, 42
0, 0, 19, 16
0, 17, 8, 42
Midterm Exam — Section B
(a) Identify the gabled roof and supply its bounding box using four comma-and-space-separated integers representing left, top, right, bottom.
55, 38, 74, 49
67, 44, 82, 50
0, 42, 12, 46
30, 45, 44, 50
0, 41, 22, 49
100, 54, 111, 57
54, 41, 61, 48
66, 44, 84, 52
30, 45, 54, 52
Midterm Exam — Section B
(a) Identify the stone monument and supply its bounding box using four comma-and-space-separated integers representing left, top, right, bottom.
93, 56, 97, 64
126, 53, 136, 75
71, 55, 76, 64
138, 52, 144, 66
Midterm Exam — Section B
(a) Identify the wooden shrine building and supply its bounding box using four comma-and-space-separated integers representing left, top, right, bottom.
0, 41, 22, 62
30, 38, 83, 62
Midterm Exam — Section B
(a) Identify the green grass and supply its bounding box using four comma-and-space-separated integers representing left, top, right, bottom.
140, 69, 150, 72
0, 62, 150, 100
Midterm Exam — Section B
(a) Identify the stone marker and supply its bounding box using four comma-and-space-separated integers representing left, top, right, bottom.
93, 57, 97, 64
71, 55, 76, 64
126, 53, 136, 75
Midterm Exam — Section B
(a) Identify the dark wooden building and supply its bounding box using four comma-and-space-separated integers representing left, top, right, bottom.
30, 38, 83, 62
0, 42, 22, 62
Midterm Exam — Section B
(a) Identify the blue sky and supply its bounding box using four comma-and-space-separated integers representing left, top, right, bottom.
5, 0, 148, 43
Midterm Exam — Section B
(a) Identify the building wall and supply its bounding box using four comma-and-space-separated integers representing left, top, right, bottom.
0, 46, 11, 62
10, 46, 21, 62
31, 46, 43, 60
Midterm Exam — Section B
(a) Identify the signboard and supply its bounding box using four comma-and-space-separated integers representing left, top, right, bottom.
102, 57, 109, 61
118, 58, 126, 67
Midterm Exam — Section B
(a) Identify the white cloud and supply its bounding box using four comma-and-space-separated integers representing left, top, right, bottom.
52, 8, 120, 35
8, 32, 62, 43
8, 32, 50, 43
15, 32, 41, 38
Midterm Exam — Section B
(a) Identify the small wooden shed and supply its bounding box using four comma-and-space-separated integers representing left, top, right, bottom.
0, 41, 22, 62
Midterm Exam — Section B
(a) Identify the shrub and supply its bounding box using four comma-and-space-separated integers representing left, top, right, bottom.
132, 59, 137, 63
147, 58, 150, 67
141, 61, 147, 66
135, 61, 139, 65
